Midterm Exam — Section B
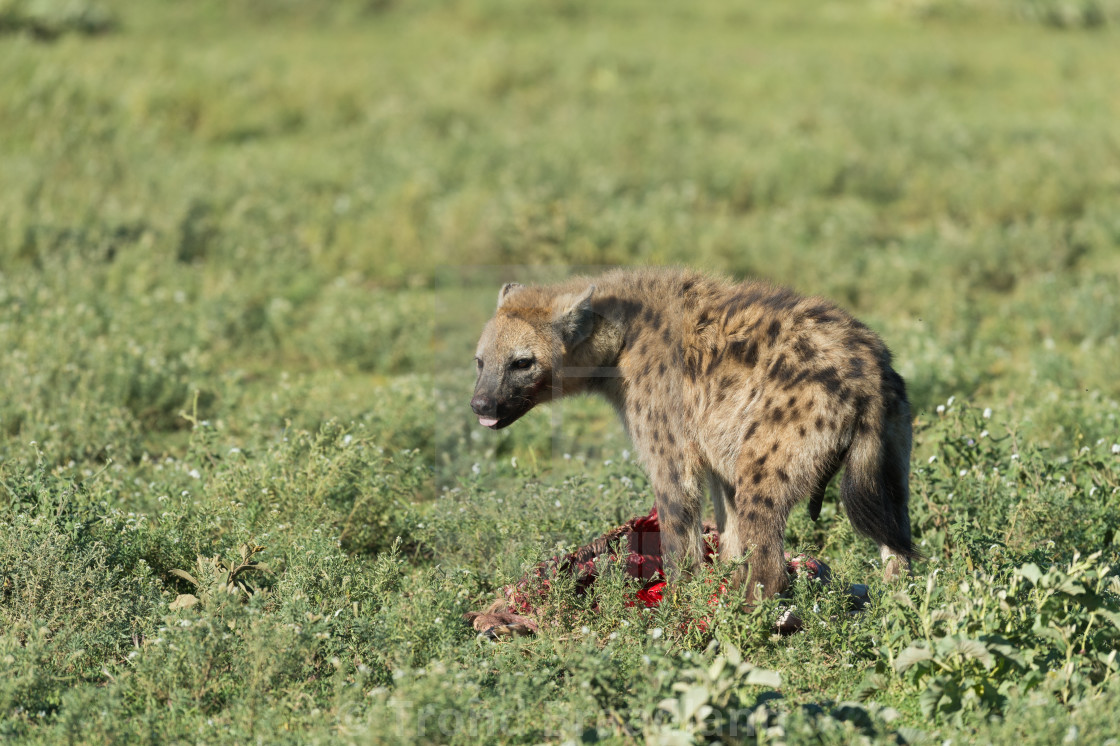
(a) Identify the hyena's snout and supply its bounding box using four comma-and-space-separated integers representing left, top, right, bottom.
470, 391, 497, 418
470, 385, 535, 430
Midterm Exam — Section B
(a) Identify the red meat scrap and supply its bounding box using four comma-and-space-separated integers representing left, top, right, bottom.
465, 506, 865, 639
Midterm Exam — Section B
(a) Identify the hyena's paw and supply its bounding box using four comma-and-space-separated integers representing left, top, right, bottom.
880, 547, 910, 583
463, 609, 538, 640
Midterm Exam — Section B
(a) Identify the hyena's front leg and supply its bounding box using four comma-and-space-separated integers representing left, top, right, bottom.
649, 462, 707, 584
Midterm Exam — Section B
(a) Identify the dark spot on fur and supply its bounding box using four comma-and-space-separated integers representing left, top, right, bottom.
658, 361, 667, 376
769, 406, 785, 424
745, 510, 760, 522
776, 468, 789, 483
815, 416, 825, 431
768, 354, 790, 382
770, 442, 779, 453
667, 432, 676, 445
848, 356, 866, 378
812, 366, 843, 394
782, 369, 811, 391
759, 496, 775, 509
793, 337, 815, 362
745, 421, 759, 440
798, 425, 807, 437
752, 471, 764, 485
755, 454, 768, 467
766, 319, 782, 342
704, 346, 723, 376
728, 339, 758, 368
806, 303, 838, 324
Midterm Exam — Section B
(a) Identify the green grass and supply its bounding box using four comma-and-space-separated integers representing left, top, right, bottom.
2, 0, 1120, 742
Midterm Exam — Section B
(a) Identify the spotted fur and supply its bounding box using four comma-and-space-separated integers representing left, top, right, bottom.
470, 268, 916, 601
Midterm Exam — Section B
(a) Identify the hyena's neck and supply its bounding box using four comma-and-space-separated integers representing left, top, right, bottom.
556, 270, 703, 408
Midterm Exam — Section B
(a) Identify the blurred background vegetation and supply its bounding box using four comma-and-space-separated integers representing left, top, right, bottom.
1, 0, 1119, 742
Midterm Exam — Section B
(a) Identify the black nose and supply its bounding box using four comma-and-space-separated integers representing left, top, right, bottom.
470, 394, 494, 416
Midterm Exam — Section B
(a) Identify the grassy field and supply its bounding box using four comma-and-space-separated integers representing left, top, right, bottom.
2, 0, 1120, 742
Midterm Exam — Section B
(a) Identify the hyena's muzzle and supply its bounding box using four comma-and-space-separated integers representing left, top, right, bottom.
469, 372, 545, 430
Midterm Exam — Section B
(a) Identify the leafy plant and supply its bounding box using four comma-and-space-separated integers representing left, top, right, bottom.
168, 542, 272, 611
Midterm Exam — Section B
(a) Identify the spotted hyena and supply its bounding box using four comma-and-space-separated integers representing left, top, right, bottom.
470, 267, 916, 601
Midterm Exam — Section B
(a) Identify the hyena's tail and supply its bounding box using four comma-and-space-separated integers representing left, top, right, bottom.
839, 370, 920, 562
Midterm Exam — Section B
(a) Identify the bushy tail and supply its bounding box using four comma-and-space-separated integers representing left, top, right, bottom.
839, 394, 919, 561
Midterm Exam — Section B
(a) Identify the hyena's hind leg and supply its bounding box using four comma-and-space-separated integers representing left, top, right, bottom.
841, 377, 917, 583
729, 424, 838, 602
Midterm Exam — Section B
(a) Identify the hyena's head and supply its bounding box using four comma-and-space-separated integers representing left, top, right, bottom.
470, 282, 595, 430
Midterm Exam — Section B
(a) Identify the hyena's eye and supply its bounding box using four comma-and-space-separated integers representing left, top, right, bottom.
510, 358, 534, 370
475, 357, 483, 370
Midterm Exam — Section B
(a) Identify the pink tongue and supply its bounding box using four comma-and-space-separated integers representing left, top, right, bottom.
478, 416, 500, 427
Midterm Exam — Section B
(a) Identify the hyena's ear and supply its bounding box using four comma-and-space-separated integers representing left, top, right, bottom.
497, 282, 523, 309
553, 284, 596, 347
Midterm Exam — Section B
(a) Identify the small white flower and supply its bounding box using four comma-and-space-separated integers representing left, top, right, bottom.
603, 459, 613, 466
343, 434, 353, 446
983, 408, 992, 419
471, 463, 481, 475
642, 655, 651, 665
179, 619, 192, 627
580, 626, 590, 635
936, 405, 945, 415
608, 632, 617, 640
188, 469, 201, 479
622, 450, 630, 461
928, 455, 937, 464
1112, 444, 1120, 455
650, 627, 663, 640
510, 457, 517, 469
980, 430, 989, 439
554, 500, 561, 507
959, 469, 968, 477
563, 453, 571, 460
947, 396, 955, 407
